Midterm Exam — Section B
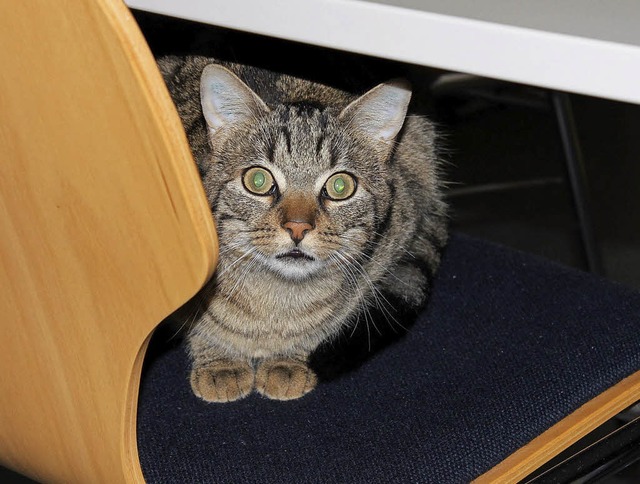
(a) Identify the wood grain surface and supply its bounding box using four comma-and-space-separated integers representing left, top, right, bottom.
0, 0, 217, 482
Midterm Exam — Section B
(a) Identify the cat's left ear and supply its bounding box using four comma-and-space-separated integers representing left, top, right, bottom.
338, 79, 411, 142
200, 64, 269, 134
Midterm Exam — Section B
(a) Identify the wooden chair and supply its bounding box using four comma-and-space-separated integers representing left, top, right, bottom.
1, 1, 639, 482
0, 1, 217, 482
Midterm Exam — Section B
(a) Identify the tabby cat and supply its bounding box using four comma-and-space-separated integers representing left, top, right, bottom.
158, 56, 448, 402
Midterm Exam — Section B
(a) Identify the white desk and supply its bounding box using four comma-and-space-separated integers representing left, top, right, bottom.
126, 0, 640, 105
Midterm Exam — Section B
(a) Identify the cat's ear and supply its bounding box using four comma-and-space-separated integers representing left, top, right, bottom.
339, 79, 411, 142
200, 64, 269, 133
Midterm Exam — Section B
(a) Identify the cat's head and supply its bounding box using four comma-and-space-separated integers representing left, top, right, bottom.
200, 65, 411, 281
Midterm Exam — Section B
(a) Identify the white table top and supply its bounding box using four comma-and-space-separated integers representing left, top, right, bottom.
127, 0, 640, 104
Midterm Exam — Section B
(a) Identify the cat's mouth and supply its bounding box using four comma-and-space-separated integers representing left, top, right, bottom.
276, 249, 315, 261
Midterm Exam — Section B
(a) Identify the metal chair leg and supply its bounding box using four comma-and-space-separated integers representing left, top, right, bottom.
550, 91, 604, 275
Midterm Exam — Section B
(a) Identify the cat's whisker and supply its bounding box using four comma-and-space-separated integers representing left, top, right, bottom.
216, 247, 257, 280
217, 242, 249, 258
370, 230, 418, 259
349, 313, 361, 338
340, 248, 413, 289
218, 237, 252, 249
337, 244, 408, 336
339, 230, 417, 260
333, 251, 381, 343
363, 309, 372, 352
329, 253, 373, 348
345, 268, 384, 336
168, 279, 221, 341
170, 300, 204, 341
338, 250, 405, 334
224, 249, 261, 297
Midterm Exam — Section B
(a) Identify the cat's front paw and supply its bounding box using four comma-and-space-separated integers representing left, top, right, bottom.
255, 359, 317, 400
190, 359, 254, 403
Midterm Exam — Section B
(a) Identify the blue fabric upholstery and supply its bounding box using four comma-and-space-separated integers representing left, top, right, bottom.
137, 234, 640, 483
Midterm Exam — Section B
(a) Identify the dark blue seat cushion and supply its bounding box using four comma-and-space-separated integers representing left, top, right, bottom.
137, 234, 640, 483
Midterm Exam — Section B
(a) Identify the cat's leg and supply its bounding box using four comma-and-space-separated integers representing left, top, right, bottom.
189, 335, 254, 403
255, 354, 317, 401
381, 262, 430, 307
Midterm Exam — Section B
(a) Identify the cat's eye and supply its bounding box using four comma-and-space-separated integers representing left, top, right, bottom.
242, 167, 276, 195
323, 172, 357, 201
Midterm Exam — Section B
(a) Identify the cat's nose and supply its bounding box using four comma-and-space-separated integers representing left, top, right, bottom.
282, 220, 314, 245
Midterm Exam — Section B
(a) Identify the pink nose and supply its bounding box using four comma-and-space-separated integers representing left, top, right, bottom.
282, 221, 314, 244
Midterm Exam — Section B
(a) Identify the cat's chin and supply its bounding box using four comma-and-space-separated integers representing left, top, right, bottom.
267, 251, 324, 281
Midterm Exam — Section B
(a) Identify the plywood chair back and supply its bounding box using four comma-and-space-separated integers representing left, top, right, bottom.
0, 0, 217, 482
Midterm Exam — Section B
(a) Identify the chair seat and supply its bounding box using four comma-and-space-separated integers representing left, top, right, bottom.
137, 234, 640, 483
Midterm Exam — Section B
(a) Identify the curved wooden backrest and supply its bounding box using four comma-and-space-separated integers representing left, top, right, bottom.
0, 0, 217, 482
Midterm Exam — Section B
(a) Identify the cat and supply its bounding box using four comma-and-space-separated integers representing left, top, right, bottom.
158, 55, 448, 402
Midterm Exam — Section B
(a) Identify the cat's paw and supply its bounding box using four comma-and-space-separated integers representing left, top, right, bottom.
255, 359, 317, 400
190, 360, 254, 403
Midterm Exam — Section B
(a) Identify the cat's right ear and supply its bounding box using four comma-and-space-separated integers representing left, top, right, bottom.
338, 79, 411, 142
200, 65, 269, 134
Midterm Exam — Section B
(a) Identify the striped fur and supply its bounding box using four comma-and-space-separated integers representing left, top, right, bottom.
159, 56, 448, 401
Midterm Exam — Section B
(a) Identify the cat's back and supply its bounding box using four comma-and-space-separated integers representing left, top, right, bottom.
158, 55, 352, 110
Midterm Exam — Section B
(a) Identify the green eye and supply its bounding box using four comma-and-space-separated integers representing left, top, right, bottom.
243, 167, 275, 195
324, 172, 356, 200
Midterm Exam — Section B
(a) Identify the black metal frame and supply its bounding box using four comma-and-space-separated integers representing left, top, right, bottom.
432, 75, 603, 274
550, 91, 603, 274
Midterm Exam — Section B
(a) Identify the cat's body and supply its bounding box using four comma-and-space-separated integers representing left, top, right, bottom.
158, 55, 448, 402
